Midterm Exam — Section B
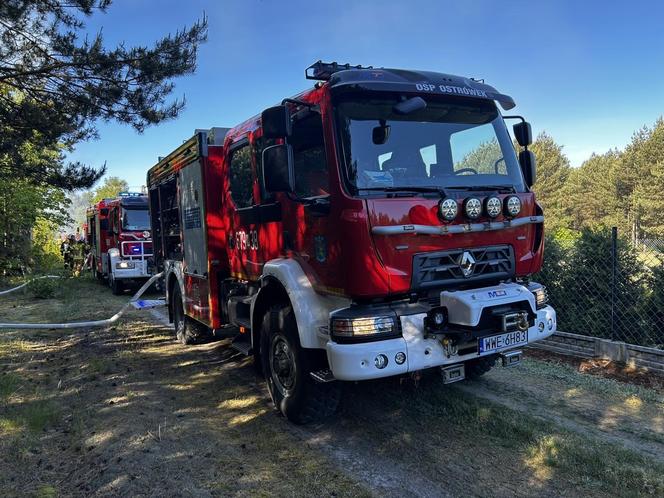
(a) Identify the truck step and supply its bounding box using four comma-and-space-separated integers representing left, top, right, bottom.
228, 294, 254, 305
230, 336, 253, 356
440, 364, 465, 384
310, 369, 335, 383
500, 350, 522, 367
212, 325, 239, 339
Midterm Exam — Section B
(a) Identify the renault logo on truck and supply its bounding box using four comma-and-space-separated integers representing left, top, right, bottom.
458, 251, 476, 277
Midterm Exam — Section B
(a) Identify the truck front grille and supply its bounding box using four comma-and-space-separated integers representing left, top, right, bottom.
412, 245, 514, 291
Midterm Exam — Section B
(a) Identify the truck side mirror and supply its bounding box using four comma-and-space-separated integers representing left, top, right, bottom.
262, 144, 294, 193
519, 150, 536, 187
262, 105, 292, 139
513, 121, 532, 147
99, 219, 108, 231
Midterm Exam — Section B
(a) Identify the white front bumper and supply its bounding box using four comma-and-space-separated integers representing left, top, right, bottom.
326, 283, 556, 381
112, 260, 150, 280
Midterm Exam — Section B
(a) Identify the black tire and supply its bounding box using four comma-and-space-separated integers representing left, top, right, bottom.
109, 274, 124, 295
171, 285, 207, 345
465, 355, 497, 380
260, 305, 341, 424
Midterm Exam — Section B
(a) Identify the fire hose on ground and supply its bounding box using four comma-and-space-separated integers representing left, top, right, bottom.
0, 272, 165, 330
0, 275, 63, 296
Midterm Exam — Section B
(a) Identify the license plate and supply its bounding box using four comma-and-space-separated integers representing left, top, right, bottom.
479, 330, 528, 353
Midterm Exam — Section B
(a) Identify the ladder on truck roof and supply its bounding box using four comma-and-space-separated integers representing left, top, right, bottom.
147, 127, 230, 187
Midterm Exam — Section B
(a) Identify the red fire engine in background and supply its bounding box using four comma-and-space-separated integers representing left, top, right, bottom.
147, 61, 556, 424
86, 193, 153, 294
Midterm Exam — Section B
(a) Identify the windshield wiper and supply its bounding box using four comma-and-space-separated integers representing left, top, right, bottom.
444, 185, 515, 193
360, 186, 444, 193
359, 186, 444, 197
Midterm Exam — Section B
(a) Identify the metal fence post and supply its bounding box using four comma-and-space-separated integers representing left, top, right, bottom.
610, 226, 617, 341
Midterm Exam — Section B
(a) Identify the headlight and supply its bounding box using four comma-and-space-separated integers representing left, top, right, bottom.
464, 197, 482, 220
438, 198, 458, 222
504, 195, 522, 217
331, 316, 397, 340
116, 261, 136, 270
485, 196, 502, 218
108, 248, 120, 258
529, 283, 548, 308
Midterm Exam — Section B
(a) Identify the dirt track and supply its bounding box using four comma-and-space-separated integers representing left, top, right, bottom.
1, 278, 663, 497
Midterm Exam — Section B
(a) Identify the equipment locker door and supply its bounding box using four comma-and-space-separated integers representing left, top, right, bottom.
179, 161, 210, 323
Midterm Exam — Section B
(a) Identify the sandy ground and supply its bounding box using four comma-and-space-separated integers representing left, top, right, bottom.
1, 277, 663, 497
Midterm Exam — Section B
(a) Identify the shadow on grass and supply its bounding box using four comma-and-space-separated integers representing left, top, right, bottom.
1, 276, 663, 497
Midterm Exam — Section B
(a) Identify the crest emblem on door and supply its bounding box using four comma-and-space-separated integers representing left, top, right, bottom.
314, 235, 327, 263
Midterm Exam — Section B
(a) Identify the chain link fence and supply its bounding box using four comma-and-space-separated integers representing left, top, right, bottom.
536, 227, 664, 349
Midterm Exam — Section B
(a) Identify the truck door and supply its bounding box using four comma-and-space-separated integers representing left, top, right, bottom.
283, 110, 341, 292
227, 138, 262, 280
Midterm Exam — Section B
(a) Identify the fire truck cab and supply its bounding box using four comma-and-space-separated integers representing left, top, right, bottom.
147, 62, 556, 424
86, 193, 153, 294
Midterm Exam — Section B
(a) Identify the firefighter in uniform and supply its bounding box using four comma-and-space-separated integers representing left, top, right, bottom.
61, 234, 76, 270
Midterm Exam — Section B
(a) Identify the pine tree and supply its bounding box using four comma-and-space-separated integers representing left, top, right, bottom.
0, 1, 207, 189
529, 132, 572, 231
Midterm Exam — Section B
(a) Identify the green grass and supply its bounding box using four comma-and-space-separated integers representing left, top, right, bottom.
0, 373, 22, 399
402, 385, 664, 495
519, 357, 664, 404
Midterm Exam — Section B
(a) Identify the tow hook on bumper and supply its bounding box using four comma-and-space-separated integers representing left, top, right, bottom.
500, 350, 522, 367
440, 363, 465, 384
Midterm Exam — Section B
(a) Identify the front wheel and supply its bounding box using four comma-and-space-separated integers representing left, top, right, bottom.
260, 305, 341, 424
109, 273, 124, 295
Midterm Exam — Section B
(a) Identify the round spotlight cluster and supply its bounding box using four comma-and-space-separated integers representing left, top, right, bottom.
485, 196, 502, 218
464, 197, 482, 220
504, 195, 522, 217
438, 198, 458, 222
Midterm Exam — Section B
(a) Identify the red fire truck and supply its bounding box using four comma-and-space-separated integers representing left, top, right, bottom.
147, 61, 556, 424
86, 193, 153, 294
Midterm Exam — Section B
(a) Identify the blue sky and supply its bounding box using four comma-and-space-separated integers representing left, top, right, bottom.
68, 0, 664, 190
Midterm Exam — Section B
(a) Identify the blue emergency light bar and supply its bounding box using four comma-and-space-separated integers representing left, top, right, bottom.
119, 192, 143, 197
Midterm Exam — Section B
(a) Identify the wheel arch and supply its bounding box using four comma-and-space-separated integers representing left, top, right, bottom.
251, 276, 290, 354
251, 259, 351, 352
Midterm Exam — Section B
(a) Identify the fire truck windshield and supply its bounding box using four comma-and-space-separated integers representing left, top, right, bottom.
121, 208, 150, 231
335, 95, 526, 194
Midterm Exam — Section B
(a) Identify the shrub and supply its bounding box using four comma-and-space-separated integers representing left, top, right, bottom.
26, 277, 58, 299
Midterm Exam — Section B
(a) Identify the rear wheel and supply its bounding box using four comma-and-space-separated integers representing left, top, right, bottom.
171, 285, 207, 345
260, 305, 341, 424
465, 355, 497, 380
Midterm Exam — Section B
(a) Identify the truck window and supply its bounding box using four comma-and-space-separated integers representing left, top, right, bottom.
122, 208, 150, 231
253, 136, 276, 203
450, 123, 507, 175
229, 144, 254, 209
290, 113, 329, 198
